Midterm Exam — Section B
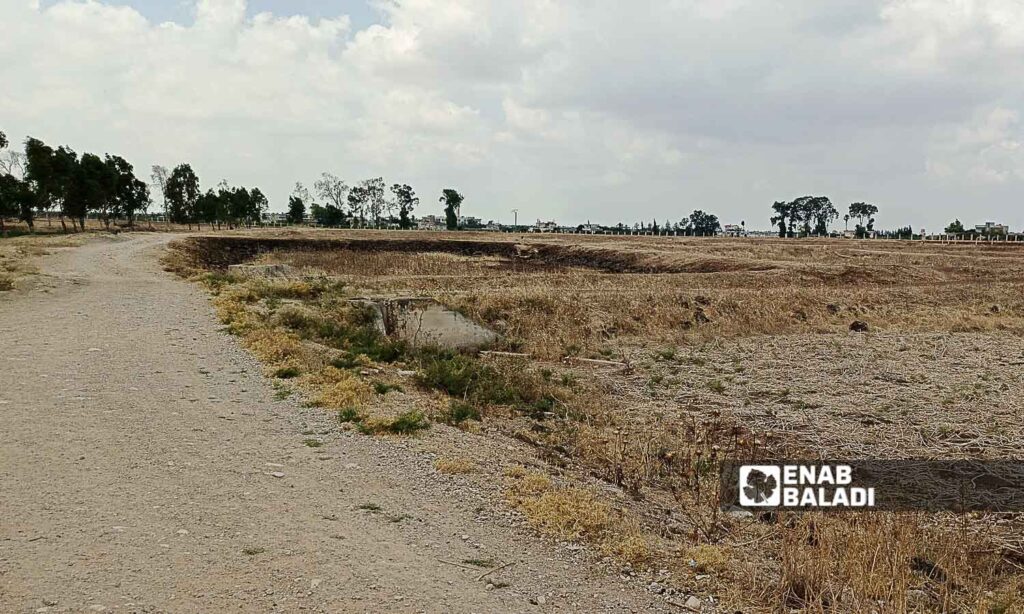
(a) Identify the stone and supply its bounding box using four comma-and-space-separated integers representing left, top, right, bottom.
685, 595, 701, 611
849, 320, 870, 332
227, 263, 298, 279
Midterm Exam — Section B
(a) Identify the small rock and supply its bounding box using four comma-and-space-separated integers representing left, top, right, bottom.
176, 529, 189, 536
826, 303, 841, 314
269, 472, 285, 478
485, 583, 495, 591
536, 595, 546, 605
684, 595, 701, 611
849, 320, 869, 332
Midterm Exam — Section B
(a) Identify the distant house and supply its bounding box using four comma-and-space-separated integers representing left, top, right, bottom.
975, 222, 1010, 236
416, 215, 447, 231
722, 224, 744, 237
531, 220, 558, 233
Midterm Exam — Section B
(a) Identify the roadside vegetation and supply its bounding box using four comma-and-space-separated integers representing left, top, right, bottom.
166, 231, 1024, 613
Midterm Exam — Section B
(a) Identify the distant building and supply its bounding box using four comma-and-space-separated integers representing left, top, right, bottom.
975, 221, 1009, 235
722, 224, 744, 237
531, 220, 558, 233
416, 215, 446, 231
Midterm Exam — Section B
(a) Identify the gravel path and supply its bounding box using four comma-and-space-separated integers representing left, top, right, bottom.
0, 234, 669, 614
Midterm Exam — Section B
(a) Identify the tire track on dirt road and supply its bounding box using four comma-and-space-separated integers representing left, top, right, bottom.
0, 234, 669, 613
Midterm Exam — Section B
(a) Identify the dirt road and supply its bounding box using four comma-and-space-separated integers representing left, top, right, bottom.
0, 234, 668, 613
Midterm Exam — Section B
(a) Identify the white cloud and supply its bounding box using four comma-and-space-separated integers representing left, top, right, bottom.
2, 0, 1024, 230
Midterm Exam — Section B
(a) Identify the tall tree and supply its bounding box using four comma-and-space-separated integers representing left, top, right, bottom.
360, 177, 387, 227
166, 164, 200, 228
390, 183, 418, 229
945, 219, 965, 234
287, 195, 306, 225
346, 185, 368, 226
151, 165, 170, 227
71, 153, 107, 231
24, 138, 58, 230
250, 188, 268, 226
102, 154, 137, 229
809, 196, 838, 236
688, 209, 721, 236
440, 189, 464, 230
121, 177, 150, 228
848, 202, 879, 238
288, 183, 309, 225
770, 200, 792, 238
314, 173, 349, 223
0, 175, 34, 234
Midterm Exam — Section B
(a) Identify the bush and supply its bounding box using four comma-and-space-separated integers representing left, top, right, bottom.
444, 400, 482, 424
338, 406, 363, 423
358, 410, 430, 435
415, 349, 519, 405
273, 365, 301, 379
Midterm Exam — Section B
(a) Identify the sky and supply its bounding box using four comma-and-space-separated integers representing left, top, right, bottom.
3, 0, 1024, 231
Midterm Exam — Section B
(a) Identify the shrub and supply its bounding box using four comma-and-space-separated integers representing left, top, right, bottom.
443, 400, 482, 424
243, 329, 306, 365
338, 406, 363, 423
310, 367, 373, 408
273, 365, 301, 379
415, 349, 519, 405
358, 410, 430, 435
373, 381, 403, 395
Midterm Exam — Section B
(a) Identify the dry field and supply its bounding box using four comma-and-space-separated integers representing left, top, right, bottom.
167, 230, 1024, 613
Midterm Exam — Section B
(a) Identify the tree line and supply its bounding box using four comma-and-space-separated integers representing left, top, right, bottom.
0, 131, 271, 234
287, 172, 465, 231
0, 131, 151, 233
771, 196, 878, 238
152, 163, 267, 230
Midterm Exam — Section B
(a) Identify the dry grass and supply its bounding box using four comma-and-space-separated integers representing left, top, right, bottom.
505, 469, 651, 565
434, 456, 476, 474
306, 367, 373, 409
257, 237, 1024, 360
168, 231, 1024, 613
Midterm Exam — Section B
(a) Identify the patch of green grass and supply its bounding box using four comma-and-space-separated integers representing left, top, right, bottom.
242, 546, 265, 556
338, 406, 363, 423
273, 365, 301, 379
357, 502, 382, 512
415, 349, 520, 405
383, 410, 430, 435
273, 388, 291, 401
303, 438, 323, 448
657, 348, 676, 361
373, 381, 403, 395
443, 400, 482, 424
707, 379, 726, 394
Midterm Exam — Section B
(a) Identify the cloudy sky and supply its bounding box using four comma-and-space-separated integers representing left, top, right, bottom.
3, 0, 1023, 230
